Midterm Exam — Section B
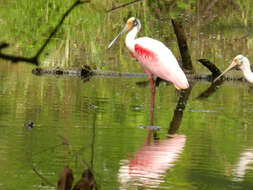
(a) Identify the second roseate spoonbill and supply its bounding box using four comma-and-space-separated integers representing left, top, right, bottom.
108, 17, 189, 91
213, 55, 253, 83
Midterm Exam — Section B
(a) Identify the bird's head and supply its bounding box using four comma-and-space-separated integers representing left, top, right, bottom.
107, 17, 141, 49
213, 55, 250, 83
126, 17, 141, 32
233, 55, 250, 71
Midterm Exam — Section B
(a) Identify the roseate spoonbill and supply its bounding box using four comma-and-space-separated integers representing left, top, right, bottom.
108, 17, 189, 91
213, 55, 253, 83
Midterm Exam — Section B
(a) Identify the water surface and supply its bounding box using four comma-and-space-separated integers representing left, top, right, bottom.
0, 1, 253, 190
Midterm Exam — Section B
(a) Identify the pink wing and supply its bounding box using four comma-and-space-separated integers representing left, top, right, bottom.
133, 37, 189, 90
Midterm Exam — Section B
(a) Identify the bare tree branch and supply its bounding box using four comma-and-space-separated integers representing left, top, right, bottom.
107, 0, 144, 13
0, 0, 90, 65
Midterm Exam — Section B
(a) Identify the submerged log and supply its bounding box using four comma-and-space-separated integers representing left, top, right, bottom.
32, 65, 93, 77
31, 66, 246, 82
32, 67, 147, 78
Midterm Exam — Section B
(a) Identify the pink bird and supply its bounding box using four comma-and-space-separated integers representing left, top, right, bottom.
108, 17, 189, 91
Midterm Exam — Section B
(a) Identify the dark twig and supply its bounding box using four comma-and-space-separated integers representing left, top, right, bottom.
0, 0, 90, 65
107, 0, 144, 13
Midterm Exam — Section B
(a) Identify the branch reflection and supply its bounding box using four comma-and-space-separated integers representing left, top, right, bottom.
196, 79, 223, 99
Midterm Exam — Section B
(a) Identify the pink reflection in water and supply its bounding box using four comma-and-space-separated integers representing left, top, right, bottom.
118, 134, 186, 189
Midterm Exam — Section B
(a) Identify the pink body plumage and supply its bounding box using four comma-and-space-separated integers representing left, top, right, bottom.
129, 37, 189, 90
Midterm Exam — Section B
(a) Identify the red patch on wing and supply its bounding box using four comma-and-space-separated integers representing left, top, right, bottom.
134, 44, 157, 61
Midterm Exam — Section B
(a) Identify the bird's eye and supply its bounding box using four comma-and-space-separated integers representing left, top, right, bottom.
238, 58, 243, 65
133, 19, 138, 26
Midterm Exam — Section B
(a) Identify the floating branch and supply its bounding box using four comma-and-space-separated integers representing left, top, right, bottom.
0, 0, 90, 65
171, 19, 194, 71
198, 59, 221, 79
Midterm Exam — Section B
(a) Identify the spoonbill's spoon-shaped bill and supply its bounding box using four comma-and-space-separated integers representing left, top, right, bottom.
107, 24, 129, 49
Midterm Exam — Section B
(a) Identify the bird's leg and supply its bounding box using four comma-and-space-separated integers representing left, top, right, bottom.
149, 75, 155, 95
146, 129, 153, 145
146, 75, 156, 145
149, 75, 155, 126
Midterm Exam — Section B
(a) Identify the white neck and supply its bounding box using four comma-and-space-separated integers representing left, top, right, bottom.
125, 26, 138, 53
243, 68, 253, 83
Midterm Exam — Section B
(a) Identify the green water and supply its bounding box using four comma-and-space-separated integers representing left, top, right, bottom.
1, 0, 253, 190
